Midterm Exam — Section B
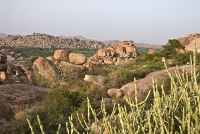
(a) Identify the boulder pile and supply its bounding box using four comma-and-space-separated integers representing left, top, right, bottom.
32, 50, 88, 81
85, 40, 137, 67
0, 53, 34, 84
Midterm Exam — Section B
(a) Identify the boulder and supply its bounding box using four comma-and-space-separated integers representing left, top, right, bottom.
103, 58, 113, 65
97, 49, 106, 57
54, 50, 71, 61
0, 54, 7, 63
33, 57, 59, 81
69, 53, 87, 65
120, 66, 191, 102
107, 88, 123, 99
84, 75, 107, 85
59, 61, 85, 73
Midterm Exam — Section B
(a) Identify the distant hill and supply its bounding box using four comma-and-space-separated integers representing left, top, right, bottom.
0, 33, 109, 49
0, 33, 7, 38
0, 33, 161, 50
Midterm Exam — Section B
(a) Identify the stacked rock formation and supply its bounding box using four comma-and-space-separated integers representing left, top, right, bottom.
84, 40, 137, 67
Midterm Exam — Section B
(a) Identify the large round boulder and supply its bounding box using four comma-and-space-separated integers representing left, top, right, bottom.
33, 57, 60, 81
54, 50, 71, 61
69, 53, 87, 65
120, 66, 191, 102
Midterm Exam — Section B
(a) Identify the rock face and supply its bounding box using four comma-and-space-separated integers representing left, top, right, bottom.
0, 83, 50, 124
185, 38, 200, 52
33, 57, 60, 81
54, 50, 71, 62
69, 53, 87, 65
84, 75, 107, 86
178, 33, 200, 47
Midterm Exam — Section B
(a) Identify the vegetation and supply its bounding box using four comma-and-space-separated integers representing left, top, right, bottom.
1, 40, 200, 133
0, 46, 97, 57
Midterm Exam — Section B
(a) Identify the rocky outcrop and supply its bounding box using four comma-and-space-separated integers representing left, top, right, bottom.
86, 41, 137, 67
33, 57, 60, 81
84, 75, 107, 86
185, 38, 200, 52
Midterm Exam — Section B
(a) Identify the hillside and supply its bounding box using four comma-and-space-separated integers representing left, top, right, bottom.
0, 33, 109, 50
0, 33, 161, 51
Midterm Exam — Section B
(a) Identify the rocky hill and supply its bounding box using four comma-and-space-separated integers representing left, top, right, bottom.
0, 33, 110, 50
0, 33, 161, 50
0, 33, 7, 38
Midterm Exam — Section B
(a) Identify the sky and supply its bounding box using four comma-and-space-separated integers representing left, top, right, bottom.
0, 0, 200, 45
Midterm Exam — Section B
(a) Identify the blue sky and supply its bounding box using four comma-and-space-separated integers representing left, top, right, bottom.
0, 0, 200, 45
